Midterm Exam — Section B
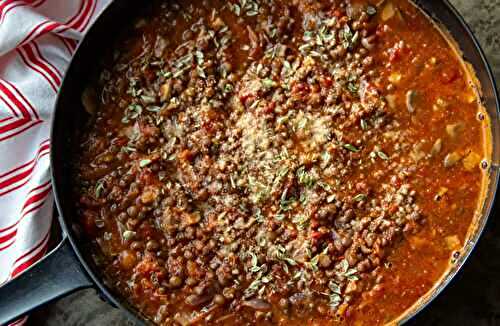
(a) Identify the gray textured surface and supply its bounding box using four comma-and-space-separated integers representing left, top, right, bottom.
30, 1, 500, 325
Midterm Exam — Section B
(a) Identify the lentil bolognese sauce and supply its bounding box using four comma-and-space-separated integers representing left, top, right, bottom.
73, 0, 491, 324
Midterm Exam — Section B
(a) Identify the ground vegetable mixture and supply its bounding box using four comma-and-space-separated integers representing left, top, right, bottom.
73, 0, 491, 324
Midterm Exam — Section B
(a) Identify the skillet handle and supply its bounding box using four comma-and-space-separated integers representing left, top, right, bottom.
0, 238, 93, 325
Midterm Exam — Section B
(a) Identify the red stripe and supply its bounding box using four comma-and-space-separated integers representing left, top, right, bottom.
0, 177, 29, 197
0, 181, 50, 239
0, 141, 49, 230
0, 142, 49, 187
0, 120, 42, 143
27, 42, 62, 81
8, 316, 28, 326
77, 0, 96, 32
0, 118, 30, 134
65, 0, 95, 33
11, 246, 47, 277
18, 20, 48, 45
0, 116, 14, 123
0, 178, 29, 197
55, 35, 73, 54
0, 158, 32, 182
12, 229, 49, 263
0, 168, 31, 189
0, 229, 16, 243
0, 94, 20, 117
0, 0, 17, 12
0, 0, 47, 23
21, 184, 51, 212
0, 199, 48, 249
26, 179, 50, 196
11, 233, 49, 277
0, 140, 49, 181
0, 219, 19, 233
66, 38, 77, 51
0, 144, 37, 178
57, 0, 87, 34
0, 0, 18, 22
22, 199, 46, 218
14, 231, 50, 265
24, 42, 62, 83
0, 0, 26, 24
19, 20, 59, 47
0, 151, 49, 197
0, 80, 31, 118
32, 41, 62, 79
2, 79, 39, 119
0, 237, 16, 251
0, 85, 21, 117
16, 47, 58, 92
32, 0, 46, 7
22, 1, 92, 55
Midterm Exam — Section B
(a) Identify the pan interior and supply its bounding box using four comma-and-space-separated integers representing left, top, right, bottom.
50, 0, 499, 325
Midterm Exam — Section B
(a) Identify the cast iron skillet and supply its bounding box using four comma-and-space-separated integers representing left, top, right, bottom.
0, 0, 498, 325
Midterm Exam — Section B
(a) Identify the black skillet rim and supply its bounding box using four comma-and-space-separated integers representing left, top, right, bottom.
49, 1, 500, 325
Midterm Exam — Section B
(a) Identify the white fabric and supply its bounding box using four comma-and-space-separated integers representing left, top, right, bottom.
0, 0, 111, 286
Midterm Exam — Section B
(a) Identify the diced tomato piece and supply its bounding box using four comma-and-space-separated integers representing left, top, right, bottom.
139, 169, 157, 185
388, 204, 398, 215
80, 210, 98, 235
178, 149, 195, 162
441, 68, 459, 84
332, 9, 343, 18
321, 76, 333, 88
312, 231, 325, 239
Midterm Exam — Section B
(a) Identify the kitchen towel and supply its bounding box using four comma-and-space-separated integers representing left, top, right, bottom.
0, 0, 110, 307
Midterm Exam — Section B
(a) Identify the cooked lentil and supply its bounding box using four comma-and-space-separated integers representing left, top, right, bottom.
72, 0, 490, 324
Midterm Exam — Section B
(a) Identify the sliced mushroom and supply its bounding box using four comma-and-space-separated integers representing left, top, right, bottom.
154, 36, 167, 58
381, 2, 395, 21
141, 188, 158, 205
444, 152, 461, 168
122, 230, 136, 241
406, 90, 417, 113
173, 313, 191, 326
463, 151, 481, 171
446, 123, 464, 139
410, 143, 426, 163
434, 186, 448, 201
346, 2, 364, 18
242, 299, 272, 311
345, 280, 359, 294
81, 86, 98, 115
361, 35, 376, 50
182, 211, 201, 227
385, 94, 396, 109
134, 18, 147, 29
388, 72, 402, 84
433, 97, 449, 111
141, 93, 157, 105
159, 79, 173, 102
247, 26, 259, 50
430, 138, 442, 157
211, 17, 225, 31
185, 293, 213, 307
444, 235, 460, 251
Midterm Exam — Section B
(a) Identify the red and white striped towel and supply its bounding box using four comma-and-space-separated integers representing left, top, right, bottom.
0, 0, 110, 290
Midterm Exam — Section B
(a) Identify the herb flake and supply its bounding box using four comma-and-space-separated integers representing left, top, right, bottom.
343, 144, 360, 152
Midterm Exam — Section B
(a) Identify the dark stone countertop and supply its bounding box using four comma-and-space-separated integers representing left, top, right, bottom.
30, 1, 500, 325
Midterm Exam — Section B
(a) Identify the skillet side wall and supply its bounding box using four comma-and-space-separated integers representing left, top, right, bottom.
51, 0, 148, 324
